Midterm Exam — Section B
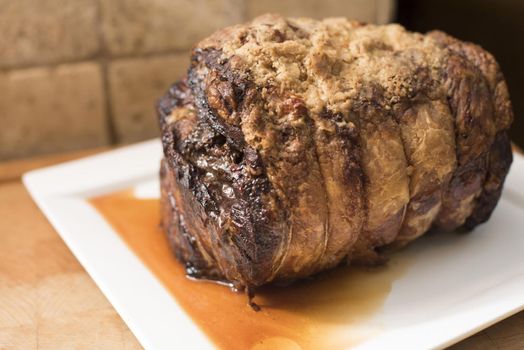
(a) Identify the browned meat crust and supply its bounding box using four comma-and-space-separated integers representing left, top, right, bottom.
158, 15, 513, 288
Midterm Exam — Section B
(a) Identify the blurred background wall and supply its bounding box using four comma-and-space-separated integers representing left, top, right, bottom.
0, 0, 394, 160
0, 0, 393, 160
2, 0, 522, 161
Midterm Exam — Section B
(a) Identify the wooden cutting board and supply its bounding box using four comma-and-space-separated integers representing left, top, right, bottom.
0, 148, 523, 350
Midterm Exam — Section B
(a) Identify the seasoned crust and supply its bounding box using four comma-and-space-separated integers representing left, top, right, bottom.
429, 31, 501, 230
158, 14, 513, 288
428, 31, 514, 228
159, 81, 288, 286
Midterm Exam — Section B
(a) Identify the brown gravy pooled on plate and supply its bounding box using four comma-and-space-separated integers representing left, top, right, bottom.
90, 190, 409, 350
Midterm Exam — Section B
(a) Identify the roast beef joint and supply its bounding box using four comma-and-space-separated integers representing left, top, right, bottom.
157, 15, 514, 301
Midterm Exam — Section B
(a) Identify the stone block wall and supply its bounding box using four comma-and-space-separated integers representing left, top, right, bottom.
0, 0, 394, 160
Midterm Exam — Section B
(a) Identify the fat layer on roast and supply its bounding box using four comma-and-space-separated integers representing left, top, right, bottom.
157, 15, 513, 288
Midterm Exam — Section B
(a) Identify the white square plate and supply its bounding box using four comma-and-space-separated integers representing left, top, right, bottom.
23, 139, 524, 350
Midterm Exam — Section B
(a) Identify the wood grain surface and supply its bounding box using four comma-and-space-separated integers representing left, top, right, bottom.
0, 148, 523, 350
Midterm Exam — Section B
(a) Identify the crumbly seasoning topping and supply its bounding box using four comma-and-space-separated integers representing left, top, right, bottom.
167, 107, 196, 124
197, 14, 448, 116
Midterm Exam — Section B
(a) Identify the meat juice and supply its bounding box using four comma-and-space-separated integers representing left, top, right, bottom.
90, 190, 409, 350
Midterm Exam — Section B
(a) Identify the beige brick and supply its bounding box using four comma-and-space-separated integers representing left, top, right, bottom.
247, 0, 394, 24
100, 0, 244, 55
376, 0, 396, 24
0, 63, 109, 160
108, 54, 188, 143
0, 0, 99, 68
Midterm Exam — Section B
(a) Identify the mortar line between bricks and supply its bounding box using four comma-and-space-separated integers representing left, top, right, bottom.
99, 57, 118, 144
0, 48, 190, 73
95, 0, 117, 145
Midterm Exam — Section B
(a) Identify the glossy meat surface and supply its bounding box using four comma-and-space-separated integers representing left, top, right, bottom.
158, 15, 513, 288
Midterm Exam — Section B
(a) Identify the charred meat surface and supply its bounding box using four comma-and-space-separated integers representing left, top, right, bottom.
158, 15, 513, 289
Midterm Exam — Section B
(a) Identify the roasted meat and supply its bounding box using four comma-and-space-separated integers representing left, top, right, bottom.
157, 15, 513, 289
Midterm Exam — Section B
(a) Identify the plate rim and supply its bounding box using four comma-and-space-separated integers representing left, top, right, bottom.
22, 138, 524, 350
